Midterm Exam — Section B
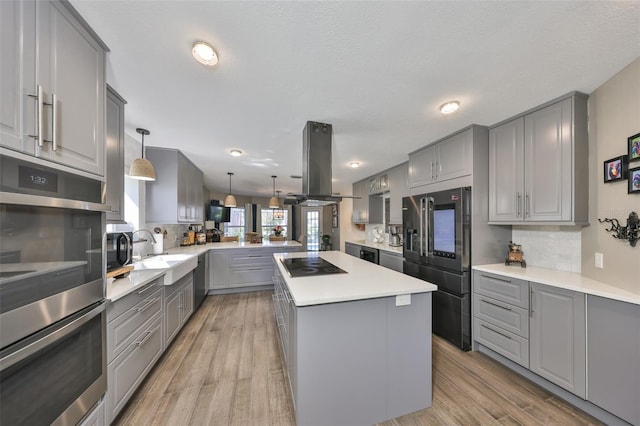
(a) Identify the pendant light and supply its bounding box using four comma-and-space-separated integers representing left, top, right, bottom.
129, 128, 156, 181
268, 175, 280, 209
224, 172, 237, 207
273, 191, 284, 219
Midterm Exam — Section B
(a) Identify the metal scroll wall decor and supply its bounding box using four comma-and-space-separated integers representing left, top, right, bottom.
598, 212, 639, 247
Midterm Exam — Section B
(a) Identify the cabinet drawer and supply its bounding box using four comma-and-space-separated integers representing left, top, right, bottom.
474, 319, 529, 368
107, 287, 162, 362
474, 294, 528, 338
474, 271, 529, 309
228, 267, 272, 287
107, 278, 162, 320
229, 254, 272, 267
108, 313, 163, 421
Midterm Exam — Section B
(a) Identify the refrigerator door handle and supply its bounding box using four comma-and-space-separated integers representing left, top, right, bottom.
419, 198, 425, 257
426, 196, 434, 256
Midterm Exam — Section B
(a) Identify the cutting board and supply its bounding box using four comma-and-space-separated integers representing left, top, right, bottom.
107, 265, 134, 279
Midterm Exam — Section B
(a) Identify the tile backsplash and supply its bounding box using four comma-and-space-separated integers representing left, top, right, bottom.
512, 225, 582, 273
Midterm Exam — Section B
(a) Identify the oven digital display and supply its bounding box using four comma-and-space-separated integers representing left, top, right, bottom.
18, 165, 58, 193
433, 208, 455, 255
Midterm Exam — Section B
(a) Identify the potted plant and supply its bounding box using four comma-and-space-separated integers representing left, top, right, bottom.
272, 225, 283, 236
322, 234, 331, 245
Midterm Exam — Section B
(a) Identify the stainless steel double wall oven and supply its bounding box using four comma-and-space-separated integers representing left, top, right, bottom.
0, 154, 108, 425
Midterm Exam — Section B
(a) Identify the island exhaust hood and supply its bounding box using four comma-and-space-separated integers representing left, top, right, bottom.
285, 121, 356, 206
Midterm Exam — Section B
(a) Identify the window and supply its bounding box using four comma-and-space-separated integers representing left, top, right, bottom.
223, 207, 245, 237
261, 208, 289, 238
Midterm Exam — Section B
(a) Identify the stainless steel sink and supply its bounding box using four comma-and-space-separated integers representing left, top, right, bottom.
133, 254, 197, 285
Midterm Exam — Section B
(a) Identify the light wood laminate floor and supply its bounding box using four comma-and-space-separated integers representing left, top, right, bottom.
114, 291, 603, 426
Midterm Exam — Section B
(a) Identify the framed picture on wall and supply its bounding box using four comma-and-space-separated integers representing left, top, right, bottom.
628, 166, 640, 194
603, 155, 627, 183
629, 133, 640, 163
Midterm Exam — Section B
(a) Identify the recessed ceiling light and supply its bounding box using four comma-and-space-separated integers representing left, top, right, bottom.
439, 101, 460, 115
229, 149, 243, 157
349, 161, 360, 168
192, 41, 218, 67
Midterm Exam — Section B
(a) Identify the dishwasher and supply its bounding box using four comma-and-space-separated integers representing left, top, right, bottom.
194, 253, 207, 310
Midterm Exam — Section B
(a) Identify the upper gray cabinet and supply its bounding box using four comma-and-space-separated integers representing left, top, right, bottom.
488, 93, 589, 225
1, 0, 108, 176
408, 129, 472, 188
387, 162, 408, 225
352, 180, 368, 223
145, 147, 204, 224
105, 86, 126, 222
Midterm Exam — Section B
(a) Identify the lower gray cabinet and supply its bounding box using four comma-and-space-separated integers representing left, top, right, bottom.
106, 278, 164, 424
587, 296, 640, 425
529, 282, 585, 398
164, 272, 194, 347
344, 242, 361, 257
379, 250, 403, 272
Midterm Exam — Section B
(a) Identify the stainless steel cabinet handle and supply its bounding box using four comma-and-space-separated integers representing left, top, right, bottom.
482, 324, 512, 340
50, 93, 57, 150
484, 274, 511, 284
136, 284, 156, 295
483, 299, 512, 312
516, 192, 522, 217
135, 330, 154, 347
525, 193, 530, 217
27, 85, 44, 146
136, 298, 156, 313
529, 287, 534, 317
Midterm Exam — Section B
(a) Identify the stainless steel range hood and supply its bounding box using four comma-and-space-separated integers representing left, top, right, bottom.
286, 121, 354, 206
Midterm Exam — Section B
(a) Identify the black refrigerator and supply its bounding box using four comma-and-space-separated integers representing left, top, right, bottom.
403, 187, 472, 351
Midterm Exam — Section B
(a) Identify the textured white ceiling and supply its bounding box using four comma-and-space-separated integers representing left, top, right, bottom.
70, 0, 640, 197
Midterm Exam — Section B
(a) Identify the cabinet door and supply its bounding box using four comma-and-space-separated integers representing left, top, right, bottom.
436, 129, 472, 182
523, 99, 572, 222
387, 163, 408, 225
37, 0, 105, 176
181, 279, 194, 322
344, 242, 361, 257
529, 282, 585, 398
164, 289, 181, 345
208, 250, 228, 289
408, 145, 436, 187
587, 296, 640, 425
177, 153, 189, 222
489, 118, 524, 222
379, 251, 403, 272
106, 86, 125, 222
352, 180, 368, 223
0, 0, 36, 154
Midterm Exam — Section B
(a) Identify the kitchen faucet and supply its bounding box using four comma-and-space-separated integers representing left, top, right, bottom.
132, 229, 157, 244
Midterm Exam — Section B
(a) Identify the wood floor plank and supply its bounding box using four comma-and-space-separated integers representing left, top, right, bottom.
115, 292, 604, 426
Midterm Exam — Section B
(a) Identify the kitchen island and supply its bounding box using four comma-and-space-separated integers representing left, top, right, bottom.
273, 251, 437, 426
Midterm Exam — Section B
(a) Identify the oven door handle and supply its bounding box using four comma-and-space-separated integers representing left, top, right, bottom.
0, 192, 111, 212
0, 302, 106, 372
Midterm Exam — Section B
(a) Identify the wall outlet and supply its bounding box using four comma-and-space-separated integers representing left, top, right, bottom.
595, 252, 604, 269
396, 294, 411, 306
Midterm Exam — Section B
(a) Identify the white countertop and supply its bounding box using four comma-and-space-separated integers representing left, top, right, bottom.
274, 251, 437, 307
473, 264, 640, 306
106, 240, 303, 301
345, 239, 403, 254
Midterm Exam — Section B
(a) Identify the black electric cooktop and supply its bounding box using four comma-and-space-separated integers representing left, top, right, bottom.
280, 257, 347, 278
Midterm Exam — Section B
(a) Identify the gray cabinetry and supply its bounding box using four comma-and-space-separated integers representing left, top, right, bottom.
489, 93, 588, 224
529, 282, 585, 398
409, 128, 472, 188
387, 162, 408, 224
106, 86, 126, 222
472, 270, 586, 399
208, 246, 302, 291
352, 180, 368, 223
587, 296, 640, 425
379, 250, 403, 272
164, 272, 194, 347
344, 242, 361, 258
1, 0, 107, 176
145, 147, 204, 224
106, 278, 164, 424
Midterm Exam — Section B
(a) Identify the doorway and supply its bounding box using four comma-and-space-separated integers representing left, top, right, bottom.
301, 207, 322, 251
